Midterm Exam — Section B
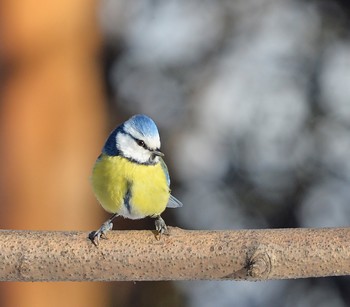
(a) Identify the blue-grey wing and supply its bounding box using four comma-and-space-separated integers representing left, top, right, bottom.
160, 157, 171, 186
160, 158, 183, 208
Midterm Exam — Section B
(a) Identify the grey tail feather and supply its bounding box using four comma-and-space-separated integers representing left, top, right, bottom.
166, 194, 183, 208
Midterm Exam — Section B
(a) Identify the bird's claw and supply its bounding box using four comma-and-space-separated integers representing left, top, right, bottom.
155, 216, 168, 240
89, 221, 113, 246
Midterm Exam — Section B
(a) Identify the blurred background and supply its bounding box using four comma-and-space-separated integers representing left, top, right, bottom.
1, 0, 350, 306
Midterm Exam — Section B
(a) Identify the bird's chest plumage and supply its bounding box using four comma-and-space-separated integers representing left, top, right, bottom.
91, 154, 170, 219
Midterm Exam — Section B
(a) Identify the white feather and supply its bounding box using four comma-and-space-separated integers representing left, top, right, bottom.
116, 132, 160, 164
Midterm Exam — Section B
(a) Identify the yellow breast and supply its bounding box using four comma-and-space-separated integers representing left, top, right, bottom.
91, 154, 170, 219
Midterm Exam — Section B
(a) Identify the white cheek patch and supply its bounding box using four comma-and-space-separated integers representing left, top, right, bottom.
116, 133, 152, 164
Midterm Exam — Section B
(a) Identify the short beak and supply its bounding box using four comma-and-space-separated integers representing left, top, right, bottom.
153, 149, 164, 157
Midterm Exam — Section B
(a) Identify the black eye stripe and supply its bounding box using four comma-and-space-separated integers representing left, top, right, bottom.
122, 130, 158, 152
121, 130, 149, 150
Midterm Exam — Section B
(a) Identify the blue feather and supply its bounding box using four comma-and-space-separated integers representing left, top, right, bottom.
102, 127, 121, 156
160, 158, 171, 186
127, 114, 159, 138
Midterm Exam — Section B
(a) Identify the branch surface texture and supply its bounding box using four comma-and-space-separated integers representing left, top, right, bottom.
1, 228, 349, 281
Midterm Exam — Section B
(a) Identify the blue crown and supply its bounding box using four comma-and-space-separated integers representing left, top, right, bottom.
127, 114, 159, 138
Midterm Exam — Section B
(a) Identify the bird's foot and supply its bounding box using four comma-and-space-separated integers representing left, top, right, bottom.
89, 220, 113, 246
154, 215, 168, 240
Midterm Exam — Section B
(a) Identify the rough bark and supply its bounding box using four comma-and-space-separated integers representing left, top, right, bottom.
1, 227, 349, 281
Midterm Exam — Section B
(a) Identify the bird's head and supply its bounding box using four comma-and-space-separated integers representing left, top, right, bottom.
103, 114, 163, 165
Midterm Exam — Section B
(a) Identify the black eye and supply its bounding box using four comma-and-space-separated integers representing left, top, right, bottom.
137, 140, 146, 148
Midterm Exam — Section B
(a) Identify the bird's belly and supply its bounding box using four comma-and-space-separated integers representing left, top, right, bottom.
91, 155, 170, 219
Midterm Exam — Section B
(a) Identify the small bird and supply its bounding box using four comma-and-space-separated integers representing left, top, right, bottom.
89, 114, 182, 245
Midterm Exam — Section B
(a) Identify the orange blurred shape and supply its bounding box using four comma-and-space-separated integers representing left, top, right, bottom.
0, 0, 110, 306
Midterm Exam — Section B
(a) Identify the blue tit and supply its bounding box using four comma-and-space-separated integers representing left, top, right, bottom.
89, 114, 182, 245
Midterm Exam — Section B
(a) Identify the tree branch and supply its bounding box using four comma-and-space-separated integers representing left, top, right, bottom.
1, 227, 349, 281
